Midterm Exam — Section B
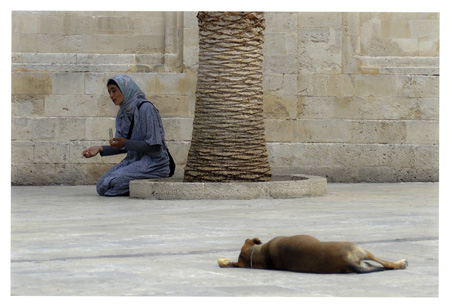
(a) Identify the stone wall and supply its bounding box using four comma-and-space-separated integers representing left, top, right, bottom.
11, 11, 439, 185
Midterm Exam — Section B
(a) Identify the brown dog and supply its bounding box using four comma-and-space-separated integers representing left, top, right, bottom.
218, 235, 408, 274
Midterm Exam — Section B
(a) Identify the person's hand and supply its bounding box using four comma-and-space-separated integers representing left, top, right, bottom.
82, 146, 103, 158
110, 137, 126, 149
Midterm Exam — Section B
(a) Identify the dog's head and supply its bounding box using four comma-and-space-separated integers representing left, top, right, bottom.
219, 238, 262, 268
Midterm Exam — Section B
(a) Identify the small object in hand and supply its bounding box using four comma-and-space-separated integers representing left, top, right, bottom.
218, 258, 231, 267
109, 128, 113, 141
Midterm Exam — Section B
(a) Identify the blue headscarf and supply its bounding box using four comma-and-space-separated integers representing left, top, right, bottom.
107, 74, 147, 138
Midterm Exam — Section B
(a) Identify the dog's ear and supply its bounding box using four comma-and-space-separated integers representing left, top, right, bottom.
252, 238, 262, 245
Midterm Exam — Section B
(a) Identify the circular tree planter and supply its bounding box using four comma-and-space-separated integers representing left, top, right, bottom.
130, 174, 327, 200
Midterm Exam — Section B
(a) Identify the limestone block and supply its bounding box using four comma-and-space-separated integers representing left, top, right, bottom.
152, 95, 193, 118
416, 98, 439, 120
34, 141, 70, 163
11, 142, 35, 163
265, 12, 297, 32
183, 27, 199, 48
264, 33, 296, 56
12, 11, 40, 34
335, 96, 411, 120
162, 118, 193, 141
19, 52, 78, 66
183, 11, 198, 28
354, 75, 397, 97
133, 13, 165, 36
348, 120, 407, 144
37, 34, 82, 53
405, 121, 439, 145
342, 39, 360, 74
396, 75, 439, 98
38, 12, 64, 34
266, 142, 295, 170
331, 144, 382, 168
55, 117, 87, 141
12, 163, 55, 185
381, 18, 411, 38
297, 74, 313, 96
52, 72, 85, 95
183, 46, 199, 70
84, 73, 107, 95
85, 117, 116, 141
409, 19, 439, 39
31, 117, 57, 140
294, 119, 350, 143
124, 35, 164, 54
379, 144, 417, 168
292, 143, 333, 167
395, 167, 437, 182
391, 38, 419, 55
263, 73, 297, 96
264, 119, 294, 142
155, 73, 195, 95
97, 94, 119, 118
298, 12, 342, 29
166, 140, 190, 167
413, 145, 439, 169
44, 95, 98, 117
12, 72, 52, 95
82, 35, 125, 54
54, 164, 89, 185
419, 38, 439, 56
12, 33, 38, 53
298, 44, 341, 74
357, 167, 396, 182
299, 29, 331, 44
59, 14, 96, 35
308, 74, 328, 97
342, 12, 360, 37
135, 54, 166, 72
77, 53, 134, 66
264, 55, 297, 74
268, 143, 337, 176
11, 117, 32, 141
95, 16, 134, 35
327, 74, 355, 97
297, 96, 335, 119
263, 95, 297, 119
12, 95, 45, 117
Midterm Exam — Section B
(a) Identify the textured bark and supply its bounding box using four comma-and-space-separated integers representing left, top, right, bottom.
184, 12, 272, 182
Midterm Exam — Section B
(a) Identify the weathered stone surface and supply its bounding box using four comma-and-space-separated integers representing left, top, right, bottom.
10, 11, 439, 185
130, 175, 326, 200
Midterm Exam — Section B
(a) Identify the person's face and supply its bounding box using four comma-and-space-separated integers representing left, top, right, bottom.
107, 84, 124, 106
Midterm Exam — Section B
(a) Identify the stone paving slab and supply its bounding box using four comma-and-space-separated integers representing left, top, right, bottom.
10, 183, 439, 298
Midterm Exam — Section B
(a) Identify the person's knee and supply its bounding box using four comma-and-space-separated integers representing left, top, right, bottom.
96, 180, 107, 196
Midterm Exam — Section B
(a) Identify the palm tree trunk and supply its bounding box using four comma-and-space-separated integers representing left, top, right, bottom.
184, 12, 272, 182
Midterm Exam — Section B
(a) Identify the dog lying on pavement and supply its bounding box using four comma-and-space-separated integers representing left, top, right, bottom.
218, 235, 408, 274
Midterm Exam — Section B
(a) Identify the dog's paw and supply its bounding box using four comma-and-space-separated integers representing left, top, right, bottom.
218, 258, 231, 267
396, 259, 408, 269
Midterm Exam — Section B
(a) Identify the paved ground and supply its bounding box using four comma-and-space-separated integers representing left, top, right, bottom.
10, 183, 439, 298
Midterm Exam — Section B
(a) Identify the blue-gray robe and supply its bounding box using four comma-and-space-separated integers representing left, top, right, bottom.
96, 75, 170, 196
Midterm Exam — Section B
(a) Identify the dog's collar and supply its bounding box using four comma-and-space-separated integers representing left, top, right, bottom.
250, 246, 256, 268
